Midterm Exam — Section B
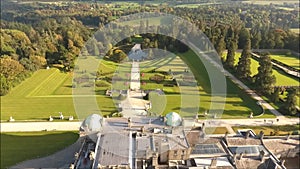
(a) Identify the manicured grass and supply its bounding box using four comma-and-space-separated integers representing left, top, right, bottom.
205, 127, 228, 134
232, 124, 300, 136
1, 66, 117, 120
222, 52, 299, 86
0, 131, 79, 168
142, 50, 275, 118
270, 53, 300, 70
1, 51, 277, 120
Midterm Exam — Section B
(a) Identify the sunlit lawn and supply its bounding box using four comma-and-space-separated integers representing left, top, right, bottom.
144, 51, 275, 118
0, 131, 78, 168
222, 52, 299, 86
270, 53, 299, 70
0, 58, 119, 121
1, 51, 279, 120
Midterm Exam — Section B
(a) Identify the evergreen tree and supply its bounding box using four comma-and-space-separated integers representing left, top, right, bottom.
281, 88, 298, 115
226, 39, 237, 68
216, 37, 226, 57
271, 87, 280, 103
254, 54, 276, 95
238, 27, 250, 49
148, 48, 154, 59
251, 31, 262, 49
236, 39, 252, 80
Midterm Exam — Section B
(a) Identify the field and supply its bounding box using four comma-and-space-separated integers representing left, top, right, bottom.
222, 52, 299, 86
232, 124, 300, 136
270, 53, 300, 70
0, 131, 78, 168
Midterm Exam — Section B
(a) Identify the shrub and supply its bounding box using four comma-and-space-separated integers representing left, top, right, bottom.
149, 74, 165, 83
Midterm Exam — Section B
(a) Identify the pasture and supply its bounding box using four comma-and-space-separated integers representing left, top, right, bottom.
0, 131, 78, 168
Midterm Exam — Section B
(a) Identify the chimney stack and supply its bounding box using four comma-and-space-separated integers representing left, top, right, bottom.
210, 157, 217, 168
245, 130, 250, 139
259, 150, 265, 161
259, 131, 264, 140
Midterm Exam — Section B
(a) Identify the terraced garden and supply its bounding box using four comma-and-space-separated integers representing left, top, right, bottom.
1, 50, 278, 121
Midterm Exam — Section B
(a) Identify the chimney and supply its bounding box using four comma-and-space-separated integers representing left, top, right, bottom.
239, 152, 244, 160
152, 153, 158, 166
233, 153, 237, 161
259, 150, 265, 161
286, 133, 291, 140
128, 117, 131, 128
210, 157, 217, 168
259, 131, 264, 140
245, 130, 250, 139
224, 132, 228, 143
280, 159, 285, 166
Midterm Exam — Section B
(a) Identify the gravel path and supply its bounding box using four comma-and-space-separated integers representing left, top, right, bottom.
1, 121, 81, 132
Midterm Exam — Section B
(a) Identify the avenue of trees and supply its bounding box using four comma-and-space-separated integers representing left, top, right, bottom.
0, 0, 299, 116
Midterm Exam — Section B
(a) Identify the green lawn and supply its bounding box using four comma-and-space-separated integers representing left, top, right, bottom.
223, 52, 299, 86
270, 53, 300, 70
1, 66, 118, 121
232, 124, 300, 136
142, 51, 275, 118
1, 51, 278, 120
0, 131, 79, 168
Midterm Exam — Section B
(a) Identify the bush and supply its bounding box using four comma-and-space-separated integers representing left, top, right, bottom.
149, 74, 165, 83
95, 80, 110, 87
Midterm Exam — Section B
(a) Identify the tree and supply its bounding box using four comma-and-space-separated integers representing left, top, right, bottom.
0, 56, 25, 80
254, 54, 276, 95
109, 49, 127, 63
225, 39, 237, 68
271, 87, 280, 103
148, 48, 154, 59
251, 31, 262, 49
238, 28, 250, 49
216, 37, 226, 56
281, 88, 298, 115
0, 75, 11, 96
236, 39, 252, 80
